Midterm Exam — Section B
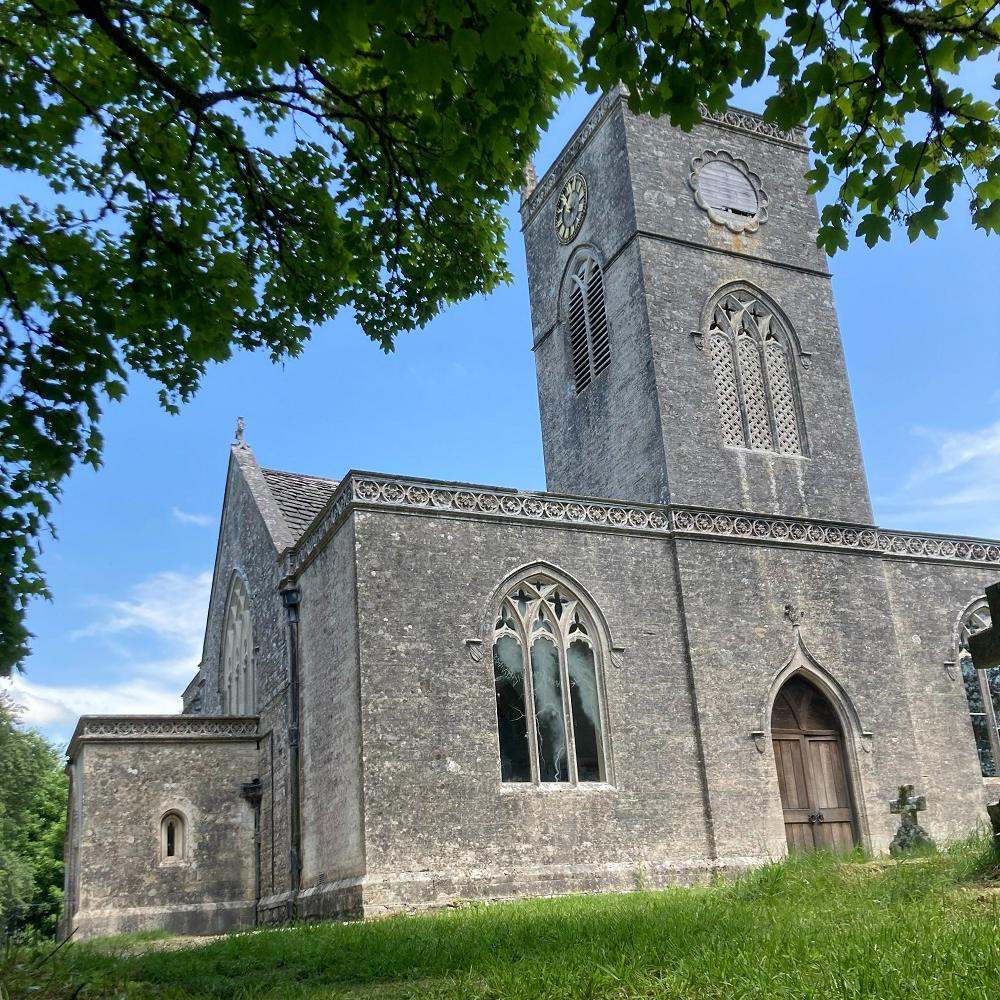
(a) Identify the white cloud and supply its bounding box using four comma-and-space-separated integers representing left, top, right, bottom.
172, 507, 215, 528
73, 569, 211, 650
12, 569, 211, 735
3, 676, 180, 732
876, 419, 1000, 538
907, 420, 1000, 484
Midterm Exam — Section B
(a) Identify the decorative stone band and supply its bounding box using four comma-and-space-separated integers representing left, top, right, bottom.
288, 472, 1000, 573
671, 507, 1000, 564
69, 715, 259, 758
519, 89, 806, 226
698, 105, 807, 150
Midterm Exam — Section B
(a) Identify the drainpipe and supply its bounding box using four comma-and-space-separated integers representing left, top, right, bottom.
280, 582, 302, 919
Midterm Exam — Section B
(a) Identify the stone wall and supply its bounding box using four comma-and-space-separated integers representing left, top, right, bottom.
523, 89, 872, 525
193, 446, 293, 908
345, 506, 716, 915
295, 514, 367, 921
63, 717, 259, 939
882, 557, 1000, 832
294, 491, 1000, 916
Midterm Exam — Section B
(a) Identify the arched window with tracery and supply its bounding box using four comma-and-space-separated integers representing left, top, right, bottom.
566, 253, 611, 393
160, 811, 185, 863
222, 576, 255, 715
705, 287, 805, 455
491, 572, 611, 784
958, 599, 1000, 776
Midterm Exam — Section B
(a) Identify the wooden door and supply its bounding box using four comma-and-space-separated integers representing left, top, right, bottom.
771, 677, 858, 853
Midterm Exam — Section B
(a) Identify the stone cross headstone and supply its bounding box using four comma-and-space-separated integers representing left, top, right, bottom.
889, 784, 935, 856
968, 581, 1000, 670
988, 800, 1000, 843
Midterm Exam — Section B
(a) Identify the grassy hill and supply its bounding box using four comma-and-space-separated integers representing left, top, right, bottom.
5, 838, 999, 1000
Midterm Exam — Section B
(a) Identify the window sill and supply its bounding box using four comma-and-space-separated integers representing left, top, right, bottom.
724, 445, 810, 461
498, 780, 617, 793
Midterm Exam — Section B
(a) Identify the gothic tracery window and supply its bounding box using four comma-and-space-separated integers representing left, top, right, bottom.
958, 600, 1000, 777
706, 288, 805, 456
222, 576, 255, 715
492, 574, 610, 784
566, 254, 611, 393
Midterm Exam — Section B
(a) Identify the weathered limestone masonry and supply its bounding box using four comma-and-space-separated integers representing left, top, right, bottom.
62, 717, 258, 937
62, 89, 1000, 938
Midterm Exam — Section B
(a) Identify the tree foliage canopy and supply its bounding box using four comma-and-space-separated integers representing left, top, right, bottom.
0, 694, 67, 938
1, 0, 997, 675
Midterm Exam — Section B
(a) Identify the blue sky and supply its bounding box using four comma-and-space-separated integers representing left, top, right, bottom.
5, 86, 999, 745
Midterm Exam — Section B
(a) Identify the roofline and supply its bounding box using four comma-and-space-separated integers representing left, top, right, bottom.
279, 470, 1000, 581
519, 87, 808, 228
68, 714, 259, 760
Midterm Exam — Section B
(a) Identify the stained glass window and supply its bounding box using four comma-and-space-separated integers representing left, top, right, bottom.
958, 600, 1000, 777
491, 574, 610, 784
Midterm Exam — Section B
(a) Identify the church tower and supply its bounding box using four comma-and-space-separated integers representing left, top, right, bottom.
520, 90, 873, 525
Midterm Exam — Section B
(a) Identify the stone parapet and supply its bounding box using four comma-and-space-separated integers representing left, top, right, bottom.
286, 471, 1000, 576
68, 714, 259, 759
518, 88, 806, 227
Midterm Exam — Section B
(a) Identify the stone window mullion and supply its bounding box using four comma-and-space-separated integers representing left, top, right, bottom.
557, 630, 580, 785
979, 668, 1000, 770
519, 614, 543, 784
729, 330, 754, 448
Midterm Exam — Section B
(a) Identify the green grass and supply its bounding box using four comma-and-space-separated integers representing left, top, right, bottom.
4, 838, 999, 1000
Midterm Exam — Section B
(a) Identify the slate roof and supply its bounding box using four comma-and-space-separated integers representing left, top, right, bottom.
260, 468, 339, 543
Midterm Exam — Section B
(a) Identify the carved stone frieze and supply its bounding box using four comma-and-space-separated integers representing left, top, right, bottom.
698, 105, 807, 149
288, 473, 1000, 572
77, 717, 259, 741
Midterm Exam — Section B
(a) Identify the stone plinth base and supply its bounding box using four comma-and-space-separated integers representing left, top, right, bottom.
64, 899, 255, 940
290, 857, 749, 923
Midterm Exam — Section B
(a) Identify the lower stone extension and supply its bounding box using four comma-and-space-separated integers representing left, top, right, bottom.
65, 899, 256, 939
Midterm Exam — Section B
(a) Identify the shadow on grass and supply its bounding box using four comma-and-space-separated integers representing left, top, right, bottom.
6, 835, 1000, 1000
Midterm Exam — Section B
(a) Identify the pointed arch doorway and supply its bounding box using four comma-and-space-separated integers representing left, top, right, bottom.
771, 676, 858, 852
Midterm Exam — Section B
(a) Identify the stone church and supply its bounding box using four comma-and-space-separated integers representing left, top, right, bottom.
62, 89, 1000, 939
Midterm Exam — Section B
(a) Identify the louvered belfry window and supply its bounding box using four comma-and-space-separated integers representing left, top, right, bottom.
706, 287, 805, 456
567, 254, 611, 393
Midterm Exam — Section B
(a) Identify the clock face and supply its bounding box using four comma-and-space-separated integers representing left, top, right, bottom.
555, 172, 588, 244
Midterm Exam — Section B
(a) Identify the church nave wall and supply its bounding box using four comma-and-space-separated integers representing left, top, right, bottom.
346, 508, 714, 913
294, 513, 366, 916
881, 557, 1000, 832
672, 536, 986, 860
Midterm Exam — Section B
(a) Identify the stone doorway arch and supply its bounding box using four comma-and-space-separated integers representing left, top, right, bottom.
771, 675, 859, 852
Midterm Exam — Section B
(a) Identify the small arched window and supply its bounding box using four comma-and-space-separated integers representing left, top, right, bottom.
160, 811, 185, 863
566, 254, 611, 393
958, 600, 1000, 776
491, 572, 611, 784
705, 287, 805, 456
222, 576, 255, 714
